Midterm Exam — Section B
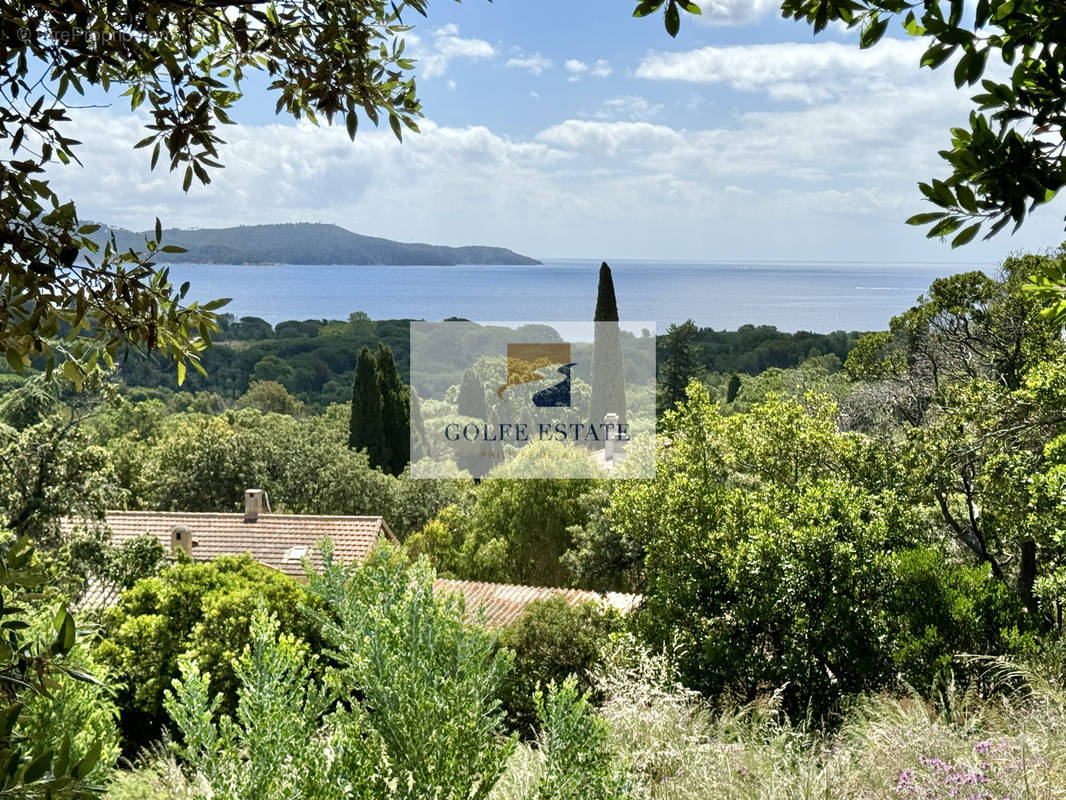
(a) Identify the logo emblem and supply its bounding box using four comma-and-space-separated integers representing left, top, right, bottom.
497, 342, 577, 407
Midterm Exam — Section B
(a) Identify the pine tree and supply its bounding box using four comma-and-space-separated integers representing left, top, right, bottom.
588, 262, 626, 443
657, 319, 704, 414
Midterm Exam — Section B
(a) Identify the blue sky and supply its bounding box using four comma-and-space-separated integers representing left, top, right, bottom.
50, 0, 1066, 262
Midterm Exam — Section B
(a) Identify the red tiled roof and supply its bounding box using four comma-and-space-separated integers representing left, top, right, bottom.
432, 578, 642, 628
64, 512, 642, 627
61, 510, 395, 580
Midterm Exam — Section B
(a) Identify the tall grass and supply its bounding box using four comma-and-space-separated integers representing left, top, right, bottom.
491, 636, 1066, 800
108, 638, 1066, 800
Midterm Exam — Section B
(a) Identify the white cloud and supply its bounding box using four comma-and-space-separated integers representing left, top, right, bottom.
565, 58, 611, 82
592, 96, 663, 122
564, 59, 588, 82
690, 0, 781, 25
45, 70, 1064, 263
506, 53, 552, 75
636, 39, 927, 102
417, 24, 496, 79
589, 59, 612, 78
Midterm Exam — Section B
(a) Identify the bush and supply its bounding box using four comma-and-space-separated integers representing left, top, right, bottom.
887, 547, 1038, 690
96, 555, 320, 750
498, 596, 621, 735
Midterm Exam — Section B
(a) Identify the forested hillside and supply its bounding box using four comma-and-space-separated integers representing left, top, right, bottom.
93, 222, 543, 265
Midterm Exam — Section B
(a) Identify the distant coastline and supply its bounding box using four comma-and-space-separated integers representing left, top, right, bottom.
91, 221, 542, 267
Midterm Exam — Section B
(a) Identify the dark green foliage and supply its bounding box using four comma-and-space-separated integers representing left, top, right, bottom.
725, 372, 742, 403
498, 597, 621, 735
457, 368, 489, 419
95, 555, 321, 749
593, 261, 620, 323
0, 536, 109, 799
348, 344, 409, 475
657, 320, 704, 413
887, 548, 1038, 691
589, 262, 627, 435
349, 347, 388, 467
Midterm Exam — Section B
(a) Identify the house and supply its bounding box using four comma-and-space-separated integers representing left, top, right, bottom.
62, 489, 641, 627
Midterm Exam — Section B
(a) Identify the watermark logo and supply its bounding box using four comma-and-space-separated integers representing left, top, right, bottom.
497, 343, 576, 408
410, 321, 656, 479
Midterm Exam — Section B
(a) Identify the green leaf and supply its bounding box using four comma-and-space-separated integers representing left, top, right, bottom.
665, 2, 681, 36
22, 750, 52, 784
860, 16, 888, 49
4, 350, 24, 373
177, 360, 187, 386
951, 222, 981, 246
906, 212, 948, 226
74, 739, 102, 779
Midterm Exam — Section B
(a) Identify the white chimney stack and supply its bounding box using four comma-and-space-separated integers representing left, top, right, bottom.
604, 413, 619, 462
245, 488, 265, 522
171, 525, 193, 557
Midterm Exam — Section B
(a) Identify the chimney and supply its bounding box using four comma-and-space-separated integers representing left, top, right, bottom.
171, 525, 193, 557
244, 488, 266, 523
604, 412, 619, 462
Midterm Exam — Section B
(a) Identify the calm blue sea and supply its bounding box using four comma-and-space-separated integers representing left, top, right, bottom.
164, 259, 982, 333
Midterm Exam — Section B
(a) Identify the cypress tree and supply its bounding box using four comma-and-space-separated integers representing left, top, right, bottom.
588, 261, 626, 442
376, 344, 410, 475
457, 368, 488, 420
349, 346, 387, 470
725, 372, 742, 404
657, 319, 704, 414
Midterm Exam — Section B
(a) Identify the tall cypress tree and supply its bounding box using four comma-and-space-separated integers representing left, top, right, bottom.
588, 261, 626, 442
377, 344, 410, 475
457, 367, 488, 419
349, 346, 387, 470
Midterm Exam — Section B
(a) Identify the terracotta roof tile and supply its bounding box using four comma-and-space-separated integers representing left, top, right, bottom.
61, 510, 394, 580
64, 512, 642, 627
432, 578, 642, 628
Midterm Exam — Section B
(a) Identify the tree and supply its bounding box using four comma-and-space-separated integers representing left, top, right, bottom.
617, 384, 930, 715
0, 535, 111, 799
348, 344, 410, 475
1, 0, 434, 378
235, 379, 306, 416
306, 544, 517, 800
725, 372, 742, 404
96, 554, 321, 749
845, 255, 1066, 623
349, 346, 387, 467
457, 368, 489, 419
377, 344, 411, 475
497, 597, 621, 735
657, 320, 703, 414
588, 262, 627, 439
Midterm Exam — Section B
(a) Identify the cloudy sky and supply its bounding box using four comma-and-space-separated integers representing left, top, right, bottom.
49, 0, 1066, 262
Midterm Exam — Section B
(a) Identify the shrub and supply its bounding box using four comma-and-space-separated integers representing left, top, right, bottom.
307, 544, 517, 799
498, 596, 621, 735
887, 547, 1038, 691
96, 555, 320, 750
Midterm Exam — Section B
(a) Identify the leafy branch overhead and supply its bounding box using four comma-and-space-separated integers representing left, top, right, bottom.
771, 0, 1066, 249
1, 0, 427, 380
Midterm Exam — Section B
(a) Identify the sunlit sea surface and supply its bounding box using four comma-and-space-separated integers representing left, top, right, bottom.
164, 259, 982, 333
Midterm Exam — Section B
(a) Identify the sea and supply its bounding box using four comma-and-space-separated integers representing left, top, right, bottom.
164, 258, 986, 334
